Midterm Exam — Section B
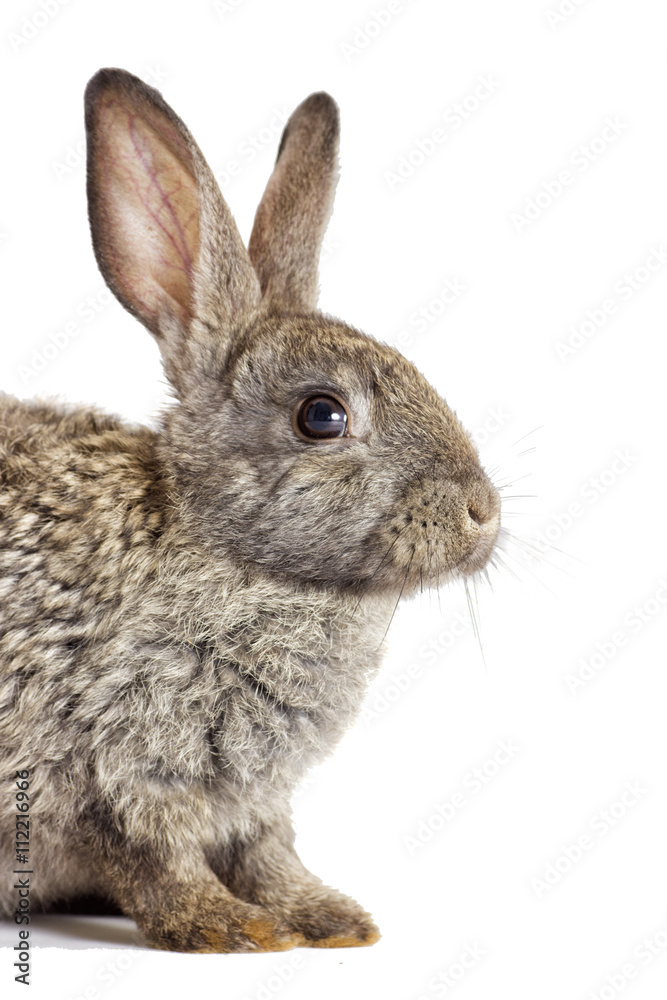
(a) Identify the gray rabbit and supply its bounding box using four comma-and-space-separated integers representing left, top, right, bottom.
0, 69, 500, 951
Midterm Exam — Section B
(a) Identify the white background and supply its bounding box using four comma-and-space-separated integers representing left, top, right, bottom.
1, 0, 666, 998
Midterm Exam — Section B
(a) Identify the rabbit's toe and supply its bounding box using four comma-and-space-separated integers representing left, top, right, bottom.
200, 914, 304, 953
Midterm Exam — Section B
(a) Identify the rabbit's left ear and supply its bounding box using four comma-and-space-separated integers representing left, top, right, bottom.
85, 68, 261, 388
248, 92, 340, 313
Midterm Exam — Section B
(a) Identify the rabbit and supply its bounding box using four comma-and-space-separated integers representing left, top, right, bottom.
0, 68, 501, 953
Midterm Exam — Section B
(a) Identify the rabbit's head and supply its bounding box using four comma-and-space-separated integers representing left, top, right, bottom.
85, 69, 499, 596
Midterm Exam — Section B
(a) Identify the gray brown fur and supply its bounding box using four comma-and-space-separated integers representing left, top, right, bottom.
0, 69, 500, 952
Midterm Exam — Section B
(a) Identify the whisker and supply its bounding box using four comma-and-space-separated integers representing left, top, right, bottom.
352, 524, 411, 613
500, 525, 581, 566
473, 575, 488, 671
488, 549, 522, 582
493, 544, 560, 596
509, 425, 543, 448
494, 471, 535, 489
377, 547, 414, 650
491, 526, 577, 594
464, 577, 486, 671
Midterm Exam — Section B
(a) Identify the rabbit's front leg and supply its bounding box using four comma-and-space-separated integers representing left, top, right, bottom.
210, 814, 380, 948
83, 796, 303, 953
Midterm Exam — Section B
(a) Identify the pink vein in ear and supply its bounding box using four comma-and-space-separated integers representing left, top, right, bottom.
95, 95, 200, 329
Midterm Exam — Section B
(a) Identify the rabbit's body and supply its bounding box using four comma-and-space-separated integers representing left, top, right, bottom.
0, 71, 501, 951
0, 391, 389, 915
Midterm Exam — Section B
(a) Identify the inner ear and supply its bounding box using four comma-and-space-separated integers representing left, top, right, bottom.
86, 72, 201, 335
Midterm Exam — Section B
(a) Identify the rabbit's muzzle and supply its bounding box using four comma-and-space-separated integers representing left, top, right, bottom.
382, 463, 501, 590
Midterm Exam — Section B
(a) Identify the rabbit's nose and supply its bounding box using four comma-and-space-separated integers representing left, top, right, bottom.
465, 477, 501, 528
467, 503, 487, 525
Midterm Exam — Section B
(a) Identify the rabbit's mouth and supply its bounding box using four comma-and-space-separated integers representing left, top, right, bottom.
451, 506, 501, 579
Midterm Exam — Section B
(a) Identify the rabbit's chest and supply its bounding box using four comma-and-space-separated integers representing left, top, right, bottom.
115, 624, 380, 796
201, 642, 375, 791
120, 577, 391, 794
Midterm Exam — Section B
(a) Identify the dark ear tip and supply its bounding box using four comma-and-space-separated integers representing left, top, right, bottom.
276, 91, 340, 164
84, 67, 162, 123
295, 91, 340, 131
85, 67, 133, 102
301, 91, 339, 115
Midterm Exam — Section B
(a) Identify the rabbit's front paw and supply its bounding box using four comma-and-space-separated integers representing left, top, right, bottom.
198, 912, 305, 954
142, 897, 304, 953
285, 891, 380, 948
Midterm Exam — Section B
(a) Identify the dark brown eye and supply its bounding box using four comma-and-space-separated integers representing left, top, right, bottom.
296, 395, 349, 439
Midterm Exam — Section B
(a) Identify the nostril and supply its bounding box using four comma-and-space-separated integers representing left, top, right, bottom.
467, 482, 501, 528
468, 505, 484, 526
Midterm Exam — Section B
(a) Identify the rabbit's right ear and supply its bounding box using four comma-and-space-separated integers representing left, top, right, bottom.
85, 69, 261, 390
248, 92, 340, 313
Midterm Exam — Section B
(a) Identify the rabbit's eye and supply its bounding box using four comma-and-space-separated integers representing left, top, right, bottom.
296, 395, 348, 440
